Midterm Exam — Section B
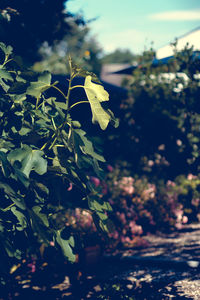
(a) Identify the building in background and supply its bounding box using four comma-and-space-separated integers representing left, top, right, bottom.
156, 26, 200, 60
107, 27, 200, 81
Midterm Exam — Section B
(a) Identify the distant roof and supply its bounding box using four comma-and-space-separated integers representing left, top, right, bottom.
100, 63, 131, 86
101, 64, 130, 74
108, 28, 200, 76
111, 51, 200, 75
156, 27, 200, 59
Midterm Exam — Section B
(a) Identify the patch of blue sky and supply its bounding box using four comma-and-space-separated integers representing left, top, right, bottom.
67, 0, 200, 53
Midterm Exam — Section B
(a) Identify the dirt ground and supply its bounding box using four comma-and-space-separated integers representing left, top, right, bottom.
1, 223, 200, 299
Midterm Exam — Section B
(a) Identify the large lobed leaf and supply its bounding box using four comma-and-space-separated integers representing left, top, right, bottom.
56, 231, 76, 263
26, 71, 52, 98
7, 145, 47, 179
84, 75, 111, 130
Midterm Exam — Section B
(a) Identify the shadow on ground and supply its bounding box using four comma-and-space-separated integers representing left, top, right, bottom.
1, 224, 200, 299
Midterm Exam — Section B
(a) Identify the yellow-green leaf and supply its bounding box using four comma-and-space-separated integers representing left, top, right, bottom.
84, 75, 111, 130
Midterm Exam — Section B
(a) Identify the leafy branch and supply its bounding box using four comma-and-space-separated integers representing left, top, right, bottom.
0, 42, 118, 281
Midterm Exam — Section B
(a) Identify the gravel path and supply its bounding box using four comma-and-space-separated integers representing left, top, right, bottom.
102, 223, 200, 299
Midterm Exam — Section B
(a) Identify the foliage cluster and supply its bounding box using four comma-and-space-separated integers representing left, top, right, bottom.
67, 168, 200, 250
33, 24, 102, 76
104, 168, 188, 248
104, 45, 200, 180
88, 45, 200, 248
101, 48, 135, 64
0, 42, 118, 283
0, 0, 84, 64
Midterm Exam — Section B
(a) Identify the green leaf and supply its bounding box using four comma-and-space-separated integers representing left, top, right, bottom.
88, 196, 112, 212
0, 43, 13, 57
92, 158, 105, 179
17, 70, 38, 82
18, 127, 32, 136
8, 81, 29, 94
11, 207, 27, 231
0, 151, 11, 177
54, 101, 68, 110
72, 121, 81, 128
56, 231, 76, 263
2, 238, 16, 258
34, 182, 49, 196
94, 212, 114, 233
26, 71, 51, 98
84, 76, 111, 130
0, 182, 26, 210
32, 206, 49, 227
74, 128, 105, 162
11, 167, 29, 188
0, 78, 9, 91
0, 69, 13, 82
7, 145, 47, 178
68, 236, 75, 248
107, 109, 119, 128
0, 68, 13, 91
45, 98, 65, 119
9, 93, 27, 104
29, 210, 51, 244
71, 61, 101, 84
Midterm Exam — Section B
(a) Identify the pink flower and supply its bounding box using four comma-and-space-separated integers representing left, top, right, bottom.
129, 221, 143, 235
166, 180, 176, 187
119, 213, 126, 224
175, 223, 183, 229
123, 186, 135, 195
90, 176, 101, 187
111, 230, 119, 240
120, 236, 126, 243
148, 160, 154, 167
102, 182, 108, 195
131, 225, 143, 235
109, 199, 114, 205
117, 176, 135, 195
174, 209, 183, 222
107, 165, 114, 172
124, 236, 131, 243
27, 261, 36, 273
182, 215, 188, 224
192, 198, 200, 206
67, 183, 73, 191
187, 174, 197, 180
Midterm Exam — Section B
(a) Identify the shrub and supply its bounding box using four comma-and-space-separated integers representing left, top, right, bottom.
104, 45, 200, 180
104, 165, 191, 248
0, 42, 118, 283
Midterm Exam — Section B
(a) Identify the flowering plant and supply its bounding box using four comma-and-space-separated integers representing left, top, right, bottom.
104, 165, 193, 248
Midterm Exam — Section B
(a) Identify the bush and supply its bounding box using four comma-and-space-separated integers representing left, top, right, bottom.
0, 42, 118, 284
104, 45, 200, 180
104, 166, 192, 248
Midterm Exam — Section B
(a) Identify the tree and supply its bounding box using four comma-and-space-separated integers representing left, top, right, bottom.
101, 48, 135, 64
0, 0, 84, 64
0, 42, 118, 286
33, 24, 102, 76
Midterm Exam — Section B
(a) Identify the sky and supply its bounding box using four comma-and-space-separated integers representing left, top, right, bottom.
67, 0, 200, 54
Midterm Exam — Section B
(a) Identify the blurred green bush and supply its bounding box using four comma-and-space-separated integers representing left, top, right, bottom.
104, 45, 200, 180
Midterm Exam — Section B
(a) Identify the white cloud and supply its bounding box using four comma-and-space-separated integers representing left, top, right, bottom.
150, 10, 200, 21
